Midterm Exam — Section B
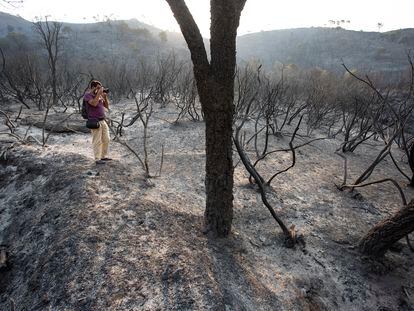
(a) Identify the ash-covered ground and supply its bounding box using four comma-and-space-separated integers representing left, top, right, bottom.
0, 101, 413, 310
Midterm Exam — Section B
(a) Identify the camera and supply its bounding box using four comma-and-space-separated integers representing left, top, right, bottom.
94, 87, 109, 95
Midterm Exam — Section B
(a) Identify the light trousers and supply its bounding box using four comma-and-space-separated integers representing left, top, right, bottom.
91, 120, 110, 160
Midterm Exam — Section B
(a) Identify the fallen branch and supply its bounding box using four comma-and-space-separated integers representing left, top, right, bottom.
359, 199, 414, 257
108, 123, 146, 171
233, 130, 297, 247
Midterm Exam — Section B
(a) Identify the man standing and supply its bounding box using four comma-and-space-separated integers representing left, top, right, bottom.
83, 80, 111, 165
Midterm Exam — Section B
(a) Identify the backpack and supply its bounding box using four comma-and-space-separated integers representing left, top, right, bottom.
81, 99, 89, 120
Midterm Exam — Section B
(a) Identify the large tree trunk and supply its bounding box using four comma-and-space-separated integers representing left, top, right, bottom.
166, 0, 246, 237
203, 103, 234, 235
358, 200, 414, 257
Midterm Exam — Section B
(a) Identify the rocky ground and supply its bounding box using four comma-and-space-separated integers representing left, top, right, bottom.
0, 101, 413, 310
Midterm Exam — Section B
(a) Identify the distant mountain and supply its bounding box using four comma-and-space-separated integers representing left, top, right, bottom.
1, 12, 414, 74
0, 11, 33, 36
237, 27, 414, 73
0, 12, 188, 62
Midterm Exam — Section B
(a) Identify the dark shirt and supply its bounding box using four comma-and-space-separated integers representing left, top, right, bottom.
84, 91, 105, 119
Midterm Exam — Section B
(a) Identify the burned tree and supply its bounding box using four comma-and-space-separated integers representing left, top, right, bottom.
166, 0, 246, 236
338, 59, 414, 256
33, 18, 63, 108
153, 53, 184, 107
341, 58, 414, 187
0, 47, 36, 109
172, 65, 202, 122
340, 176, 414, 257
302, 69, 340, 136
338, 81, 379, 153
231, 65, 296, 245
337, 156, 413, 257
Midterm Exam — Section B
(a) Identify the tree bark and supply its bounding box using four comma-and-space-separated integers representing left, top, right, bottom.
203, 105, 234, 235
166, 0, 246, 236
358, 200, 414, 257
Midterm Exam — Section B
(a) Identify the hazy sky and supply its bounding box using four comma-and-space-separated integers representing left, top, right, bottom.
2, 0, 414, 36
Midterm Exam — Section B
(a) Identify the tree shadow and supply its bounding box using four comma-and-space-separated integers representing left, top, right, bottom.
1, 148, 308, 310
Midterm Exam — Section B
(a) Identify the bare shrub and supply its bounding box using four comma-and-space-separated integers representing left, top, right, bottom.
171, 64, 203, 122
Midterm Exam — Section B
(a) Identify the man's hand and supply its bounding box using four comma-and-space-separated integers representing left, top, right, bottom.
89, 87, 104, 107
96, 87, 104, 96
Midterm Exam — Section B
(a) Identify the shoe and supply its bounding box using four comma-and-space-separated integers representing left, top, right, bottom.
101, 157, 113, 161
95, 160, 106, 164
